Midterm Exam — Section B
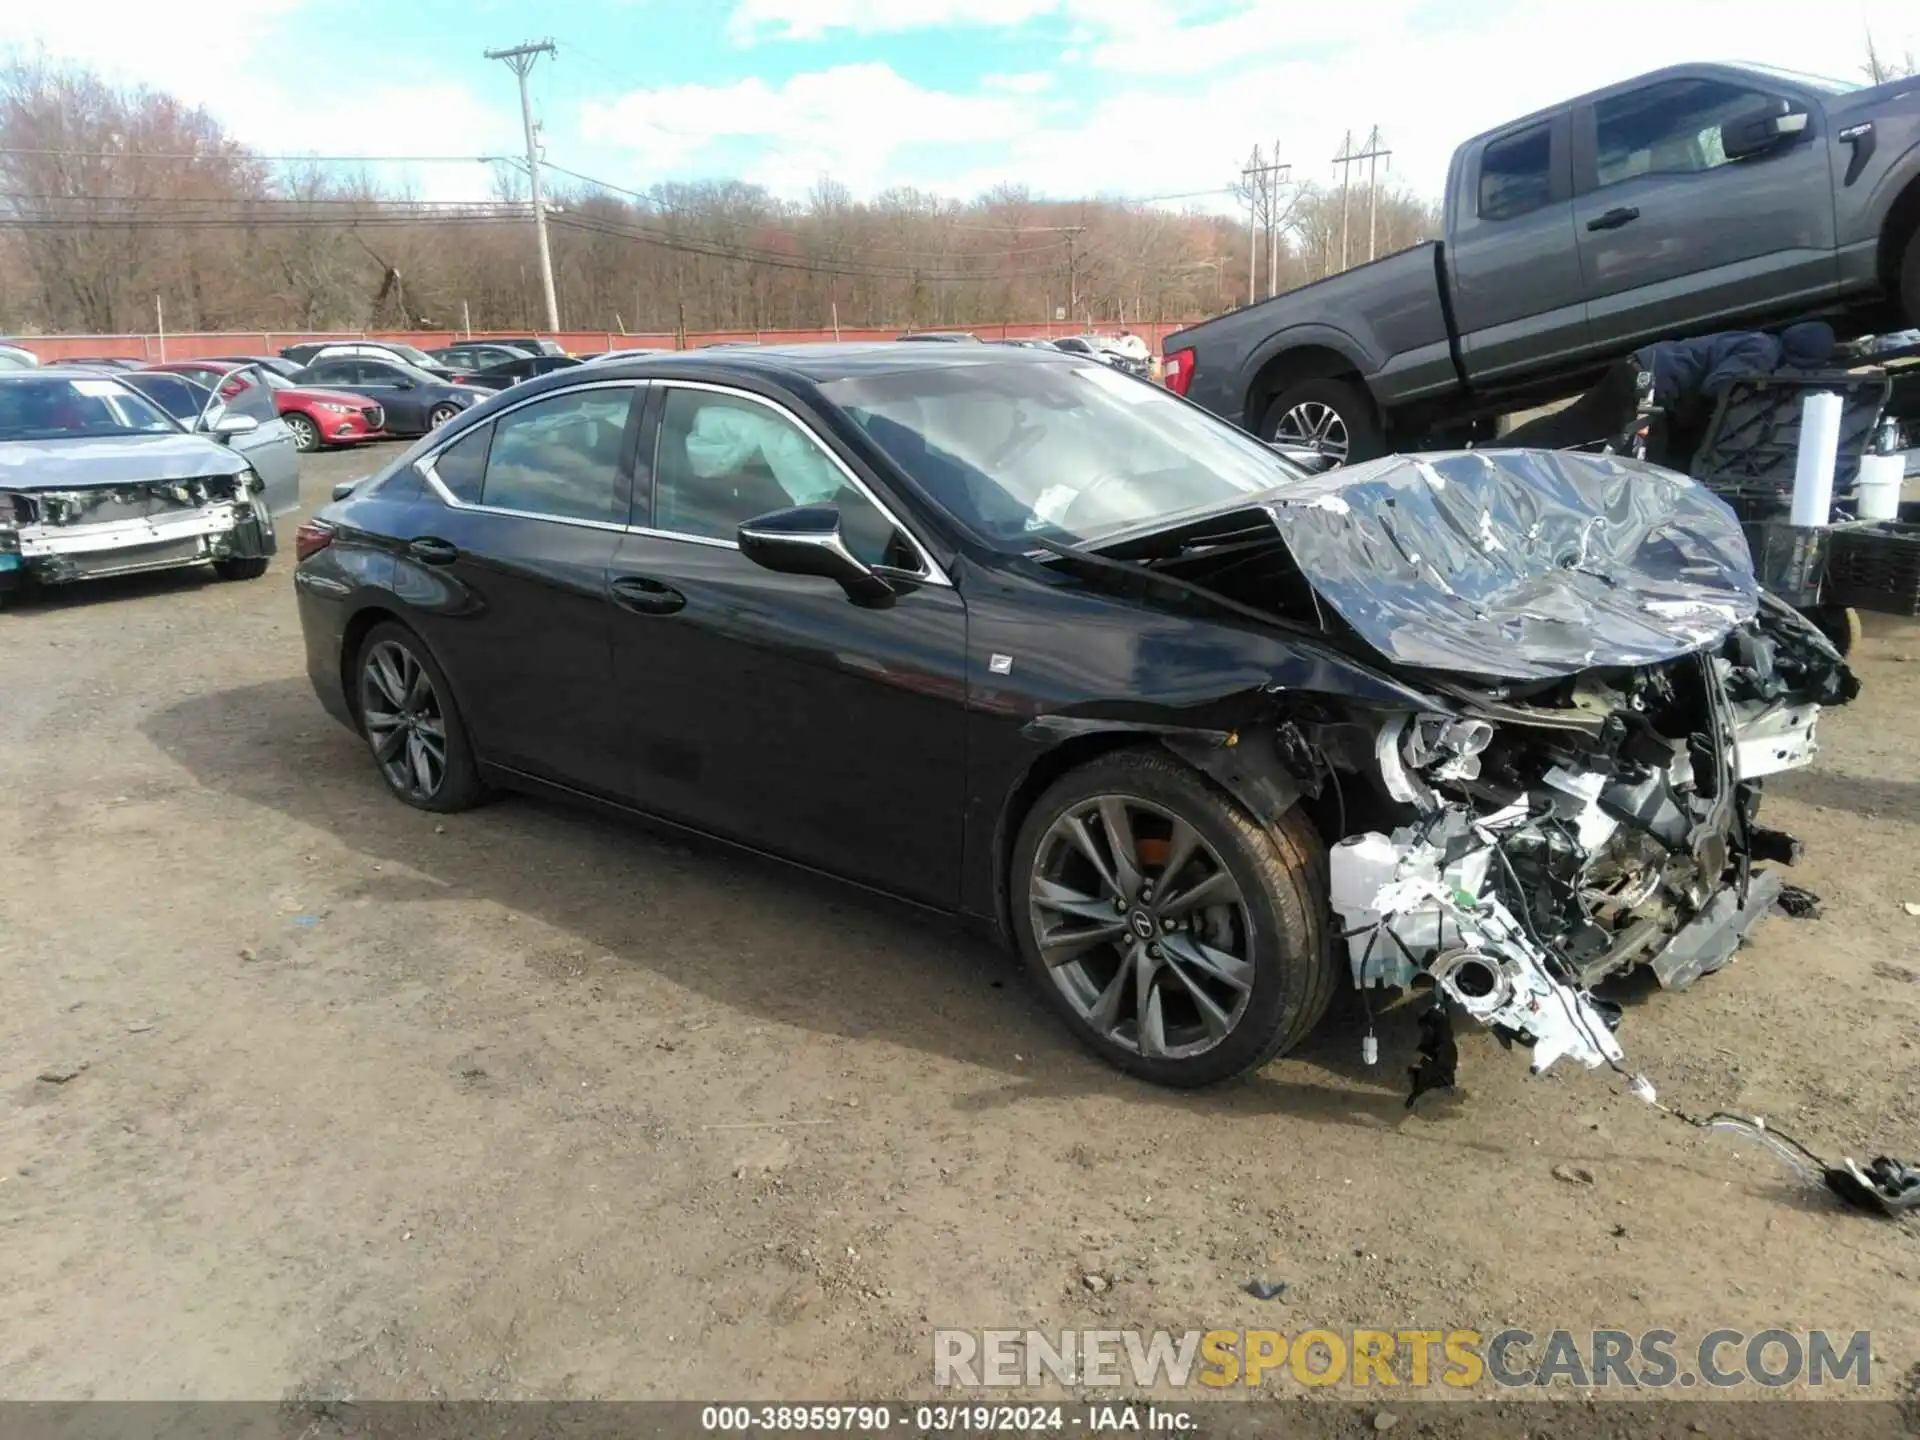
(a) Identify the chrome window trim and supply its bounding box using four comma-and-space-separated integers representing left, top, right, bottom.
648, 379, 951, 588
415, 378, 649, 532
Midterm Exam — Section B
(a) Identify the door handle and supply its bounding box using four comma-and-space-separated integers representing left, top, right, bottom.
609, 575, 686, 615
407, 537, 459, 565
1585, 206, 1640, 232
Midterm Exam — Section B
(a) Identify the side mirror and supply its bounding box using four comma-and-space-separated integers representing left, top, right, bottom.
738, 504, 895, 605
1722, 99, 1808, 161
331, 478, 363, 502
211, 412, 259, 438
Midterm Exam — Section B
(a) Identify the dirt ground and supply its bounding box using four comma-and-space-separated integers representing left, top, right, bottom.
1, 443, 1916, 1412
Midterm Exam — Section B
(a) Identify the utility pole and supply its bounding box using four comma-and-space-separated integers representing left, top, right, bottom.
1239, 146, 1290, 304
1333, 126, 1392, 269
486, 39, 560, 334
1064, 227, 1085, 320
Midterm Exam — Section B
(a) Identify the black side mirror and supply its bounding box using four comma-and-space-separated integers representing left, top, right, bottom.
738, 504, 895, 605
1722, 99, 1809, 161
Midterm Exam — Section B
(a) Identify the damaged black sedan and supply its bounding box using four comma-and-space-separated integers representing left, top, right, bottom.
295, 345, 1855, 1088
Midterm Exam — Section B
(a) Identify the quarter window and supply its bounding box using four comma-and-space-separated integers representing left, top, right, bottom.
1479, 123, 1553, 221
652, 388, 912, 567
1594, 79, 1770, 187
479, 387, 634, 522
432, 422, 491, 504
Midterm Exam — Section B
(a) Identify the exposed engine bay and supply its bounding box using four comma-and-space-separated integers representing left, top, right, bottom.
1070, 449, 1861, 1088
1324, 593, 1854, 1078
1, 475, 273, 584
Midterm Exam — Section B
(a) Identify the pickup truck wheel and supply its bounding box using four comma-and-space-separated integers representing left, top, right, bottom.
1262, 378, 1384, 465
1902, 228, 1920, 328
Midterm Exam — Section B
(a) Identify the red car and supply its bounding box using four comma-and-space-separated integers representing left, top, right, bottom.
141, 361, 388, 452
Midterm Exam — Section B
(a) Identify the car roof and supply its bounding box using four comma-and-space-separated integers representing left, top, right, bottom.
578, 340, 1071, 386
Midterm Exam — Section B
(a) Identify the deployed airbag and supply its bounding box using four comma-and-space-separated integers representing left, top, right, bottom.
685, 404, 844, 505
1264, 449, 1759, 680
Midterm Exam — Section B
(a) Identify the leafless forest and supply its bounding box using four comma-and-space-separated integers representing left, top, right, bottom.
0, 58, 1440, 337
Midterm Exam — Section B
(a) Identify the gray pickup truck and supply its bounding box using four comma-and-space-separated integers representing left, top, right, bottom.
1164, 62, 1920, 463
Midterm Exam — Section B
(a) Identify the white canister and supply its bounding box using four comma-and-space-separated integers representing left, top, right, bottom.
1854, 451, 1904, 522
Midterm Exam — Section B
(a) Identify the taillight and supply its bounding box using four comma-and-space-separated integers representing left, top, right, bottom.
1162, 347, 1195, 397
294, 519, 334, 561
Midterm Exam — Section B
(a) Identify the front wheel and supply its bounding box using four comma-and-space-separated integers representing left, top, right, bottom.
213, 556, 270, 581
1011, 749, 1334, 1087
1261, 377, 1385, 466
428, 403, 461, 429
355, 622, 485, 812
1901, 227, 1920, 329
284, 413, 320, 452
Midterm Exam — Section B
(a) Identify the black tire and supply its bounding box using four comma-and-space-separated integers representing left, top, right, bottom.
213, 556, 270, 581
1804, 603, 1863, 657
285, 412, 320, 453
1260, 376, 1386, 465
1010, 749, 1335, 1088
353, 621, 486, 813
1902, 227, 1920, 330
428, 403, 461, 429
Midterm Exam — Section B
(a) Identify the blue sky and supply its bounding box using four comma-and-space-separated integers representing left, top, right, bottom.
5, 0, 1918, 210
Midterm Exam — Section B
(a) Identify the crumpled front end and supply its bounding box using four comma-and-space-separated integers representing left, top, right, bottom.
1, 474, 274, 586
1325, 595, 1856, 1078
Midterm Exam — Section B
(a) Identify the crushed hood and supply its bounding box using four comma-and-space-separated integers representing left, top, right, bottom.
0, 432, 250, 491
1262, 449, 1758, 681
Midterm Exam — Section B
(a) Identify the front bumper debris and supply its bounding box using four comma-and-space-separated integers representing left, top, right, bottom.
6, 478, 272, 585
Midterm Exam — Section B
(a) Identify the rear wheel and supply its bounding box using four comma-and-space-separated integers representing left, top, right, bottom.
354, 622, 485, 812
213, 556, 270, 581
1261, 377, 1385, 465
428, 403, 460, 429
284, 413, 320, 452
1010, 749, 1335, 1087
1902, 228, 1920, 329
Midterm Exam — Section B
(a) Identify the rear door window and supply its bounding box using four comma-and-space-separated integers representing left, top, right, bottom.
1479, 123, 1553, 220
478, 386, 636, 522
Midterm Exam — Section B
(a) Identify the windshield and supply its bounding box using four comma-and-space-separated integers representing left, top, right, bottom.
0, 376, 181, 440
823, 359, 1304, 547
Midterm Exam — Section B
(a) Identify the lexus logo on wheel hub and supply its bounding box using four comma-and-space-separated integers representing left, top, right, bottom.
1128, 909, 1156, 940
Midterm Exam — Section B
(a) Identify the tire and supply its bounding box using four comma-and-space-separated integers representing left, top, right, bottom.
353, 621, 486, 813
213, 556, 270, 581
428, 403, 461, 429
1804, 603, 1863, 657
1010, 748, 1335, 1088
1260, 376, 1386, 465
284, 412, 320, 453
1902, 227, 1920, 330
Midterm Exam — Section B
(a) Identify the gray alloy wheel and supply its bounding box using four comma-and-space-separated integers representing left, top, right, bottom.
1273, 400, 1349, 463
1028, 793, 1256, 1061
285, 412, 320, 452
359, 638, 451, 804
428, 403, 460, 429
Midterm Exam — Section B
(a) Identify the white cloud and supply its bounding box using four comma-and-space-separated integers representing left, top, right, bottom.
728, 0, 1058, 42
981, 72, 1055, 94
0, 0, 523, 201
581, 63, 1037, 194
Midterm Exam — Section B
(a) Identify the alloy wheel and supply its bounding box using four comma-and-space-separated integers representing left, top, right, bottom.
286, 414, 319, 452
429, 404, 459, 428
1028, 794, 1255, 1060
359, 640, 448, 803
1274, 400, 1349, 462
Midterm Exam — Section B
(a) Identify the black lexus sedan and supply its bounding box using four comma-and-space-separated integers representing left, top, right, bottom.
294, 344, 1853, 1090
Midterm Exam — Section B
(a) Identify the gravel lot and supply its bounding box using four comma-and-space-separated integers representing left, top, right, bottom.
1, 443, 1916, 1412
